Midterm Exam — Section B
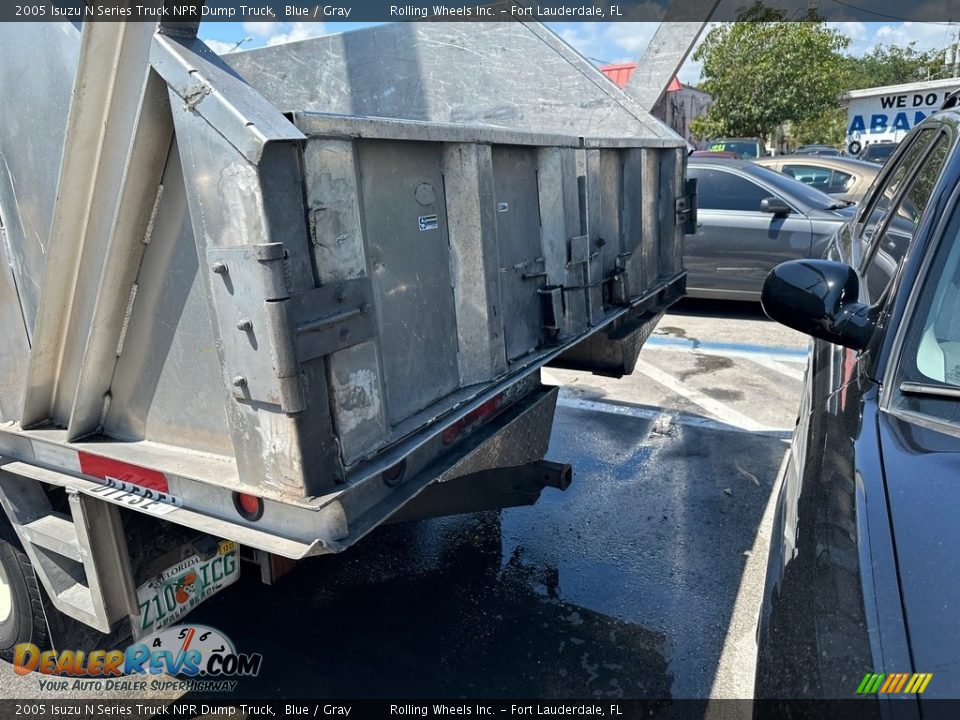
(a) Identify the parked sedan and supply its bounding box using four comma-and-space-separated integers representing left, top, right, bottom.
754, 155, 880, 203
756, 111, 959, 700
684, 159, 854, 301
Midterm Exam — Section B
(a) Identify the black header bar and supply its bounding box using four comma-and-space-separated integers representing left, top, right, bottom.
6, 0, 960, 23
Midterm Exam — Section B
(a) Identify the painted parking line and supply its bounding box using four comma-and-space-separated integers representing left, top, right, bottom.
645, 334, 808, 381
706, 450, 789, 704
557, 395, 793, 439
643, 342, 806, 382
739, 354, 806, 382
634, 358, 785, 435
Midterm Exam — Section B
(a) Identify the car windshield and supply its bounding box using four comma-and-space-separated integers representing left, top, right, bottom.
707, 141, 761, 158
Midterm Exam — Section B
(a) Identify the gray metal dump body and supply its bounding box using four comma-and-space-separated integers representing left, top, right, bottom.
224, 21, 677, 141
0, 22, 686, 562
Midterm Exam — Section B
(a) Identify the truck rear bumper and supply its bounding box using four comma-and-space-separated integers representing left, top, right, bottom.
0, 384, 563, 561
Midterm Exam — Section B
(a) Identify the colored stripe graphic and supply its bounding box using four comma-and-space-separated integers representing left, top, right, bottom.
856, 674, 875, 694
857, 672, 933, 694
893, 674, 909, 693
905, 673, 934, 694
880, 674, 896, 693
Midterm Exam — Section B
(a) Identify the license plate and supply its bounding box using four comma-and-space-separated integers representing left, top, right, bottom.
133, 540, 239, 639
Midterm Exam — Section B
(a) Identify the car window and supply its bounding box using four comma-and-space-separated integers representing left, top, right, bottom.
781, 164, 855, 195
861, 134, 949, 304
782, 164, 831, 190
687, 168, 772, 212
893, 209, 960, 426
857, 130, 935, 250
830, 170, 855, 193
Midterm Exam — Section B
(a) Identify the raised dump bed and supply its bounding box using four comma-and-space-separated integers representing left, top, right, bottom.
0, 20, 689, 644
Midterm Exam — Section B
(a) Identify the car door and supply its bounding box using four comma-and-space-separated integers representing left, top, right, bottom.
685, 166, 813, 298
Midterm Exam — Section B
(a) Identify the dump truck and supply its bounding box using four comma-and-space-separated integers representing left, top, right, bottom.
0, 19, 693, 654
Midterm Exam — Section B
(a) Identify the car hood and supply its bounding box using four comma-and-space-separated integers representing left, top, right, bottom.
877, 411, 960, 697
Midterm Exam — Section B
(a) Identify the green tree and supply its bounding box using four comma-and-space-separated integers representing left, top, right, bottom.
844, 43, 947, 90
690, 12, 850, 143
788, 106, 848, 147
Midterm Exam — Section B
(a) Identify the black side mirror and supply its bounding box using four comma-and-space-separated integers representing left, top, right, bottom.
761, 259, 877, 351
760, 197, 791, 215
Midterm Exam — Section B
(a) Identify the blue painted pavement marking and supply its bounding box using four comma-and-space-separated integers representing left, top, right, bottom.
645, 335, 810, 360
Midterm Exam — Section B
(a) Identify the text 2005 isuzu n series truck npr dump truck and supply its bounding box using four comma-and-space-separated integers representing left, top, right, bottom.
0, 18, 693, 653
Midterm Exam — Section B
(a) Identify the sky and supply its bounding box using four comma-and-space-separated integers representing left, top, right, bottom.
198, 20, 958, 85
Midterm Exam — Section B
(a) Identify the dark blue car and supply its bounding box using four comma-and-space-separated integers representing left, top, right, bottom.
756, 108, 960, 707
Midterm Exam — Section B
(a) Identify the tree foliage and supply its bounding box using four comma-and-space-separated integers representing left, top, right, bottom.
844, 43, 947, 90
788, 106, 848, 147
787, 43, 948, 147
690, 13, 850, 142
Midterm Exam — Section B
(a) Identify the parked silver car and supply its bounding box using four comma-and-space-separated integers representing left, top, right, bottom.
685, 159, 855, 301
753, 155, 880, 203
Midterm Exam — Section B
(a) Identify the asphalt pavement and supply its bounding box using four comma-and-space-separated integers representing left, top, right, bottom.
0, 299, 809, 703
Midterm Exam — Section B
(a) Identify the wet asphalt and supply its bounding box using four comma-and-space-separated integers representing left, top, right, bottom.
185, 300, 806, 701
185, 408, 786, 700
0, 300, 807, 703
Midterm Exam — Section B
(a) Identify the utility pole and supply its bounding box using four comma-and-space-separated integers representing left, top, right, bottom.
953, 27, 960, 77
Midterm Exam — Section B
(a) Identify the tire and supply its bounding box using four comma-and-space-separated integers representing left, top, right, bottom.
847, 140, 862, 156
0, 527, 50, 661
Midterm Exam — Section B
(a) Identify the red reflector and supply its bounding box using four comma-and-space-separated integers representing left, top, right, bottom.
442, 393, 506, 445
77, 452, 169, 493
237, 493, 260, 515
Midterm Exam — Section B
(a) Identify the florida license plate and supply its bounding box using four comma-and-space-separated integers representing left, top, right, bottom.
133, 540, 240, 638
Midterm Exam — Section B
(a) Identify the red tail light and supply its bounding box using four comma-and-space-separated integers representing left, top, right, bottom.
233, 492, 263, 521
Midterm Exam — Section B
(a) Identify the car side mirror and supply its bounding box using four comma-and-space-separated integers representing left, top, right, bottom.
760, 197, 791, 216
761, 259, 877, 351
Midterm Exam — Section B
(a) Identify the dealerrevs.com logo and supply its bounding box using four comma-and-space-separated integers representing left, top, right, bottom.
13, 625, 261, 692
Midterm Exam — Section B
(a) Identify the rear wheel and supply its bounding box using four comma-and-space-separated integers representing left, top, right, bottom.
0, 528, 50, 661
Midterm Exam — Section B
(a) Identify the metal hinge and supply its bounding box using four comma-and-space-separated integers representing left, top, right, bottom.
677, 177, 698, 234
208, 244, 376, 415
208, 244, 306, 414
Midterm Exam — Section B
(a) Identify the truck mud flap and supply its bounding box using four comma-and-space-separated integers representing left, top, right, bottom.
386, 460, 572, 525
